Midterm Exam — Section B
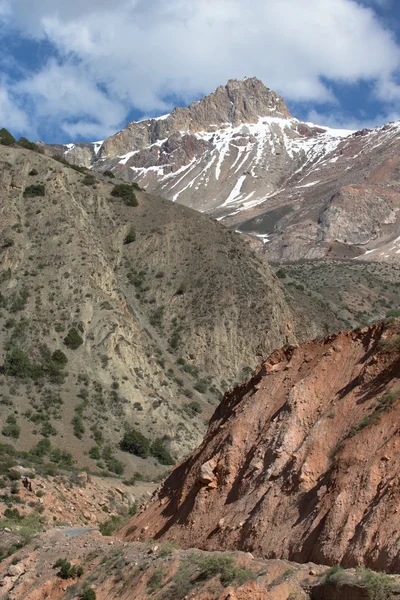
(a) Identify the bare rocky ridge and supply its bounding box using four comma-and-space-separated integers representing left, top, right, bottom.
125, 319, 400, 572
53, 77, 400, 263
0, 144, 331, 476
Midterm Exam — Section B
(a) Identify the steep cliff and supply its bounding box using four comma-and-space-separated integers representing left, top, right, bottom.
125, 320, 400, 572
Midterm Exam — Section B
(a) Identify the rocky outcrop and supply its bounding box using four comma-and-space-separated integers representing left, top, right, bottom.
124, 320, 400, 572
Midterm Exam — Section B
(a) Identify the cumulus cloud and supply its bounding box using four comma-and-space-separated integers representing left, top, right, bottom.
0, 82, 30, 133
1, 0, 400, 140
307, 107, 400, 131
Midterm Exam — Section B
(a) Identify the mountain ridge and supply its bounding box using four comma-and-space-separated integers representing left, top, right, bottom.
45, 77, 400, 265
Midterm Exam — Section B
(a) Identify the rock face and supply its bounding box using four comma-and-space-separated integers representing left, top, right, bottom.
124, 320, 400, 572
55, 77, 400, 263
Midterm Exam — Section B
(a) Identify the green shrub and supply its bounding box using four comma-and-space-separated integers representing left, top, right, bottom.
9, 287, 29, 311
80, 588, 96, 600
103, 170, 115, 178
2, 238, 14, 249
51, 350, 68, 367
3, 348, 43, 380
275, 268, 287, 279
105, 455, 124, 475
111, 183, 138, 206
64, 328, 83, 350
99, 515, 121, 536
120, 428, 150, 458
30, 438, 51, 457
356, 567, 395, 600
23, 184, 45, 198
82, 174, 96, 186
124, 227, 136, 244
196, 554, 255, 588
150, 306, 164, 328
72, 415, 85, 439
29, 168, 38, 176
89, 446, 101, 460
0, 128, 16, 146
150, 438, 175, 465
194, 379, 208, 394
147, 567, 165, 592
325, 566, 394, 600
2, 415, 20, 440
18, 137, 43, 153
386, 309, 400, 319
53, 558, 83, 579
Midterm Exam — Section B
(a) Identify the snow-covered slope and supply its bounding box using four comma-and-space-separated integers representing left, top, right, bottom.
51, 78, 400, 262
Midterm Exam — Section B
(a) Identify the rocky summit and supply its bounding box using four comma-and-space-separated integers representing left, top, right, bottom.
51, 77, 400, 263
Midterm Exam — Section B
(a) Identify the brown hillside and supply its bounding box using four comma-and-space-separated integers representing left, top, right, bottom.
0, 143, 333, 477
124, 320, 400, 572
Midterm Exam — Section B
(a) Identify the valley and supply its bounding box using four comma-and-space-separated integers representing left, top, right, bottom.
0, 76, 399, 599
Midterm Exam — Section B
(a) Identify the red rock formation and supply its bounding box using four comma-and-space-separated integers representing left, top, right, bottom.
123, 320, 400, 572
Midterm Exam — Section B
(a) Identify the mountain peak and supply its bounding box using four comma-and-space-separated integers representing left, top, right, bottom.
170, 77, 291, 130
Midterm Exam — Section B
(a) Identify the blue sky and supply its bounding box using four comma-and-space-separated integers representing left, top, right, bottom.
1, 0, 400, 143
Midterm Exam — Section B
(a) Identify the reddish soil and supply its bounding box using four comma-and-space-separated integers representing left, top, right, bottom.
124, 320, 400, 572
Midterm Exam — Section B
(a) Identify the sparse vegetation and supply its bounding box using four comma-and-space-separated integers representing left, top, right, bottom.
64, 327, 84, 350
103, 170, 115, 178
53, 558, 84, 579
124, 227, 136, 244
18, 137, 44, 153
325, 565, 394, 600
147, 567, 166, 593
1, 415, 20, 439
0, 127, 16, 146
150, 438, 175, 465
80, 588, 96, 600
184, 401, 202, 418
83, 174, 96, 186
23, 184, 45, 198
99, 515, 122, 536
111, 183, 138, 206
120, 428, 150, 458
1, 238, 14, 249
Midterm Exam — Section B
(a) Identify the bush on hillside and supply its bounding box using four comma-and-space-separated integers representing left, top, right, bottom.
2, 238, 14, 249
0, 128, 16, 146
150, 438, 175, 465
111, 183, 138, 206
120, 428, 150, 458
124, 227, 136, 244
23, 184, 45, 198
18, 137, 44, 153
64, 328, 83, 350
82, 174, 96, 186
3, 348, 44, 380
80, 588, 96, 600
275, 268, 287, 279
103, 170, 115, 178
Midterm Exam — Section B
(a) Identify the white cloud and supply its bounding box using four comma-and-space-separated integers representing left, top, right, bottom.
2, 0, 400, 140
307, 107, 400, 131
0, 83, 30, 133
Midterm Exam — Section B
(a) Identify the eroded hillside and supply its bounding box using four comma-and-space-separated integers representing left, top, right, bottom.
125, 319, 400, 572
0, 144, 331, 477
